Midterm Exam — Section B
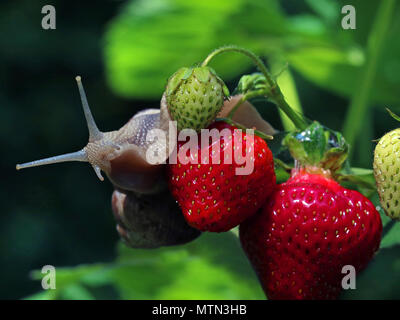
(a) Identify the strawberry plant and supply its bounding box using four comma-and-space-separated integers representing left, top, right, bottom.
25, 44, 396, 300
6, 0, 400, 301
194, 46, 383, 299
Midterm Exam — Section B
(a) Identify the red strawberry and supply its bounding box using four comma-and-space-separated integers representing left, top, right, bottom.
240, 122, 382, 299
168, 121, 275, 232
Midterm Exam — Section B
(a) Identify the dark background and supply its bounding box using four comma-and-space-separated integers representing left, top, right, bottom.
0, 0, 398, 299
1, 0, 127, 299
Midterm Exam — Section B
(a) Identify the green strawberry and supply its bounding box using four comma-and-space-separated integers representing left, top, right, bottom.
166, 66, 229, 131
374, 127, 400, 220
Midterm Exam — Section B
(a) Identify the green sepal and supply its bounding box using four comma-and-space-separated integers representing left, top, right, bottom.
209, 67, 230, 98
167, 66, 229, 98
283, 121, 349, 173
222, 82, 230, 98
193, 67, 210, 83
166, 67, 190, 96
181, 67, 194, 80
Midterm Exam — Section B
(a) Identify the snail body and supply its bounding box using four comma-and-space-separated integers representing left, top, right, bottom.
16, 76, 197, 248
16, 77, 167, 194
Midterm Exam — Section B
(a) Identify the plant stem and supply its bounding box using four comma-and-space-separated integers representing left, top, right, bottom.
274, 158, 293, 173
270, 58, 304, 131
343, 0, 396, 156
202, 45, 275, 88
216, 117, 273, 141
227, 89, 266, 119
202, 45, 308, 131
272, 92, 307, 131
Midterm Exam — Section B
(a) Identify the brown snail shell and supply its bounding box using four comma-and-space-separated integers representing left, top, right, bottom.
112, 188, 201, 248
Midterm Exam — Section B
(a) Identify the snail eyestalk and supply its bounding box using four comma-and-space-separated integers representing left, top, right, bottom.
75, 76, 103, 142
16, 76, 107, 182
16, 149, 88, 170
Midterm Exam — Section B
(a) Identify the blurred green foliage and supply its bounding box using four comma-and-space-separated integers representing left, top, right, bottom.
105, 0, 400, 107
27, 232, 264, 300
1, 0, 399, 300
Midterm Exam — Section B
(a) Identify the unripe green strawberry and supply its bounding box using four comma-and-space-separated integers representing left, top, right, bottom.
166, 66, 229, 132
373, 128, 400, 220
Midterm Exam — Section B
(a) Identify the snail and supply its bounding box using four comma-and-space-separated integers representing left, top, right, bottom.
112, 188, 200, 248
16, 76, 172, 194
16, 76, 197, 248
16, 76, 275, 248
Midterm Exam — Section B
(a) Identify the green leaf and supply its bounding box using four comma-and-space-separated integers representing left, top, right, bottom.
25, 290, 57, 300
288, 47, 399, 107
27, 263, 114, 300
59, 284, 95, 300
380, 215, 400, 249
337, 167, 376, 191
386, 108, 400, 122
305, 0, 340, 24
112, 232, 265, 299
339, 199, 400, 299
286, 2, 400, 108
340, 245, 400, 299
104, 0, 258, 98
103, 0, 400, 107
27, 233, 265, 300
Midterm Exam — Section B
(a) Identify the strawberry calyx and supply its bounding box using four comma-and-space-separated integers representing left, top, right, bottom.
166, 66, 229, 100
283, 121, 349, 175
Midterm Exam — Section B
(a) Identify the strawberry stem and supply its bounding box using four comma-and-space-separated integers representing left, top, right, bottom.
274, 158, 293, 173
216, 117, 273, 141
202, 46, 307, 131
227, 89, 266, 119
202, 46, 275, 88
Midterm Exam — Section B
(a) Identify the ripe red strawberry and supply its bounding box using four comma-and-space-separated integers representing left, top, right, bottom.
240, 122, 382, 299
168, 121, 275, 232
